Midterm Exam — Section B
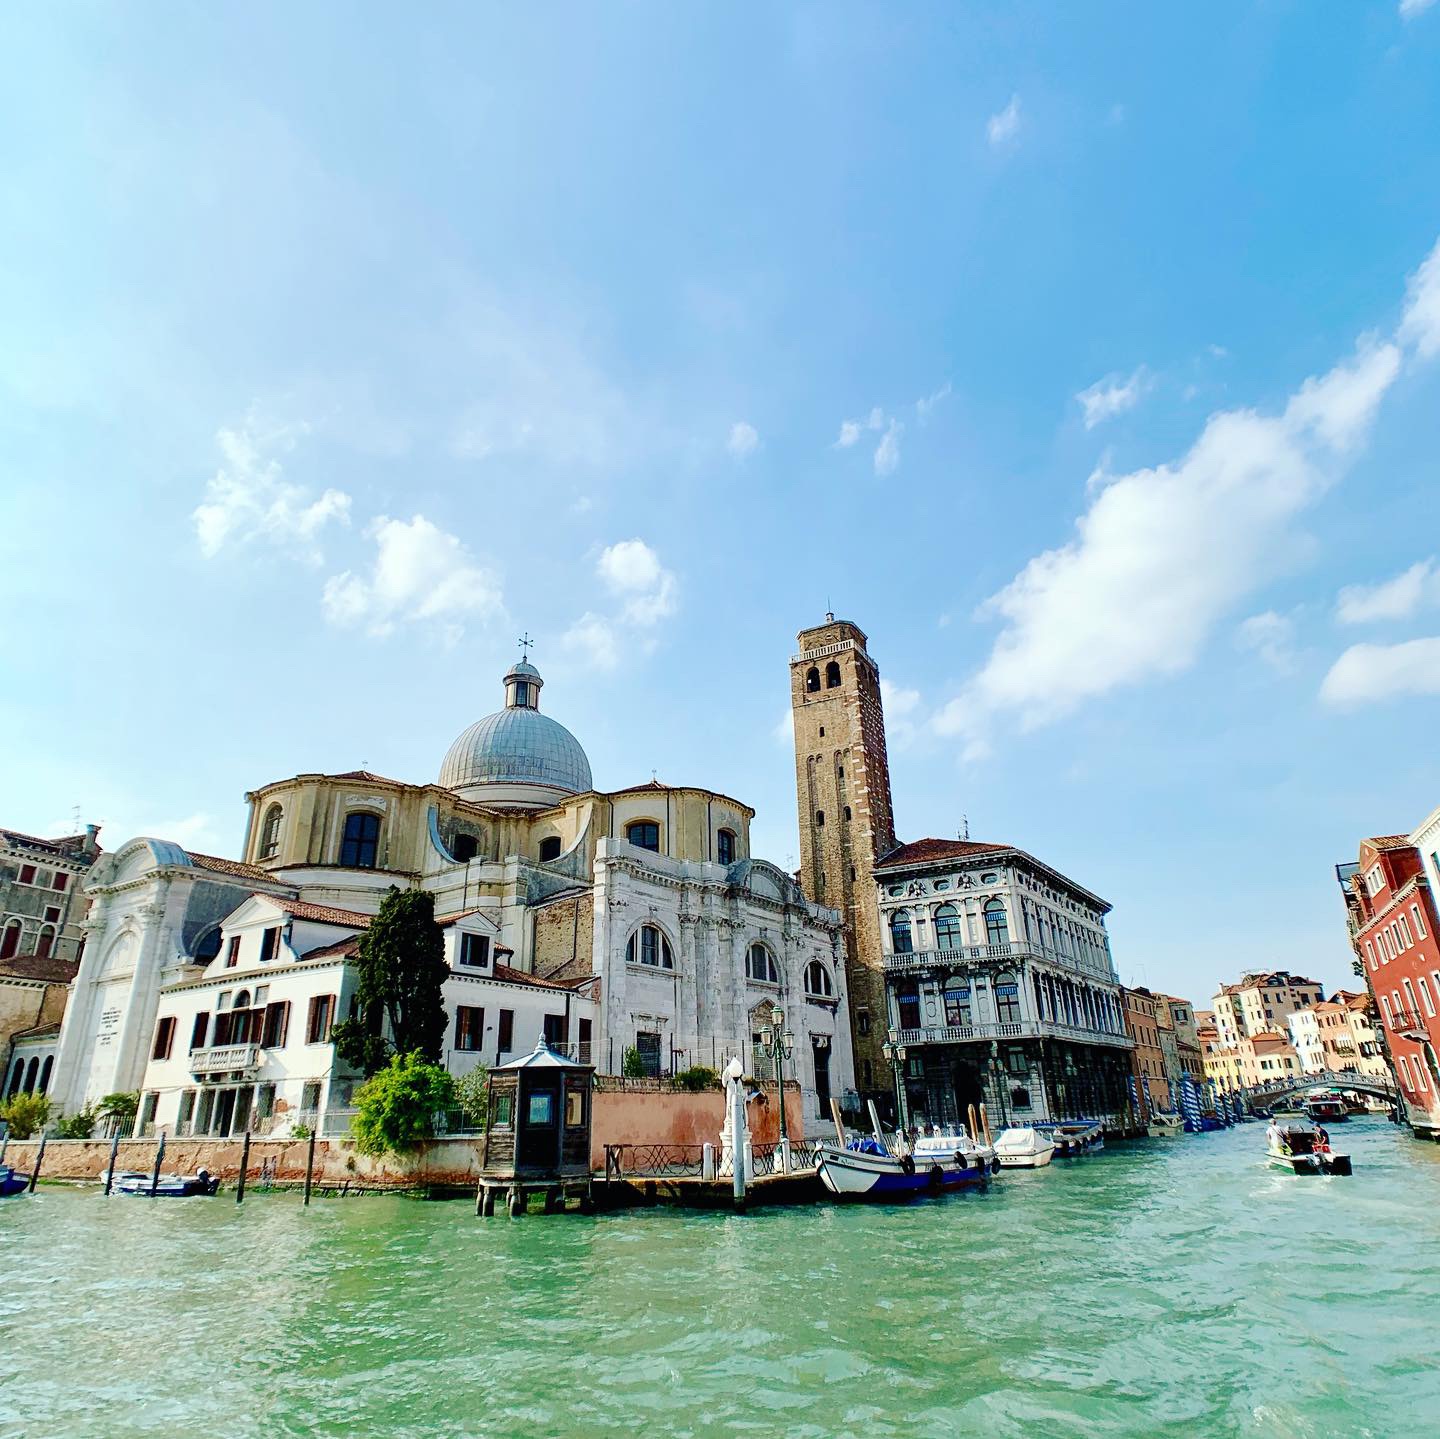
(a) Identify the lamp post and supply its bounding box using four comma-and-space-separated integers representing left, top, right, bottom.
882, 1028, 907, 1134
759, 1004, 795, 1155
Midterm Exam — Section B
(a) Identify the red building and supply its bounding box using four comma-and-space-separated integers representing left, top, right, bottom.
1343, 835, 1440, 1139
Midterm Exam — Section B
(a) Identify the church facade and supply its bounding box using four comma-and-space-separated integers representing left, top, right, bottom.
50, 658, 854, 1137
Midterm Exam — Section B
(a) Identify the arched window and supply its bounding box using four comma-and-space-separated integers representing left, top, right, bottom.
0, 919, 20, 961
340, 811, 380, 868
896, 981, 921, 1030
804, 961, 833, 996
943, 979, 972, 1027
815, 810, 825, 827
626, 925, 673, 969
984, 899, 1010, 948
35, 925, 56, 959
747, 943, 780, 984
538, 836, 562, 862
995, 973, 1021, 1024
805, 666, 820, 693
934, 903, 963, 951
825, 661, 841, 688
716, 828, 736, 865
260, 803, 283, 859
23, 1057, 38, 1093
890, 909, 913, 955
193, 925, 223, 965
234, 990, 252, 1010
39, 1056, 52, 1093
453, 833, 480, 862
626, 821, 661, 852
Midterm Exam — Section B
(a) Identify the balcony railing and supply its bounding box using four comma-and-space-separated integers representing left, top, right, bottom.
883, 942, 1042, 972
1389, 1009, 1433, 1042
896, 1018, 1132, 1049
188, 1043, 261, 1075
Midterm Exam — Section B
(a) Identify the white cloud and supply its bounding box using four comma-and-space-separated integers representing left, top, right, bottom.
873, 418, 903, 476
1400, 0, 1436, 20
1336, 559, 1440, 624
597, 538, 677, 626
559, 612, 620, 671
915, 383, 952, 421
1399, 235, 1440, 359
727, 420, 759, 458
1076, 367, 1150, 429
1321, 637, 1440, 706
193, 416, 351, 560
322, 514, 504, 641
772, 708, 794, 745
1236, 611, 1298, 675
987, 95, 1022, 147
836, 419, 862, 448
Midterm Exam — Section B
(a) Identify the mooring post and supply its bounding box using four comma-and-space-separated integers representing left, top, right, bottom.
148, 1133, 166, 1197
104, 1131, 120, 1196
303, 1130, 317, 1206
236, 1131, 251, 1205
731, 1075, 747, 1212
27, 1134, 46, 1193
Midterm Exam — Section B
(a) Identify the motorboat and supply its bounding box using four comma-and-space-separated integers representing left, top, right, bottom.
1265, 1120, 1352, 1176
1147, 1112, 1184, 1138
815, 1112, 993, 1200
993, 1126, 1056, 1168
1032, 1120, 1104, 1156
0, 1164, 28, 1198
108, 1167, 220, 1197
1305, 1094, 1348, 1124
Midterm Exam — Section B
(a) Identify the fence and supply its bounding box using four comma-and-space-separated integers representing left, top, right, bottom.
601, 1139, 824, 1181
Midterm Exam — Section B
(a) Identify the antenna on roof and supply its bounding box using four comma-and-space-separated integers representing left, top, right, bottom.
960, 814, 970, 841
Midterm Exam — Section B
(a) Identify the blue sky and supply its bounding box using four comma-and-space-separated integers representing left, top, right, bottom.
3, 3, 1440, 1006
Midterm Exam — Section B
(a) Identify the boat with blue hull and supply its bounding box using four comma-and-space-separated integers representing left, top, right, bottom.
816, 1104, 996, 1200
1, 1164, 28, 1198
105, 1168, 220, 1198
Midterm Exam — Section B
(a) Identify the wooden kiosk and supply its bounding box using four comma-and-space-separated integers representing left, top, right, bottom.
476, 1038, 594, 1216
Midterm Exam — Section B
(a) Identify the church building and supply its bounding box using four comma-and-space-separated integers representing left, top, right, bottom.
50, 656, 854, 1138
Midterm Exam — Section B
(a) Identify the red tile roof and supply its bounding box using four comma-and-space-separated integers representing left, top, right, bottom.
493, 962, 581, 991
330, 770, 407, 785
1, 828, 96, 858
875, 838, 1012, 868
437, 907, 486, 928
0, 955, 80, 985
1368, 835, 1413, 851
189, 852, 281, 884
249, 893, 374, 928
299, 935, 362, 961
11, 1021, 62, 1040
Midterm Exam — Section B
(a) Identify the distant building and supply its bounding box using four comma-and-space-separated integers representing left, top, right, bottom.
1288, 1008, 1326, 1074
1339, 832, 1440, 1139
1153, 992, 1203, 1102
1211, 970, 1325, 1049
1121, 987, 1170, 1116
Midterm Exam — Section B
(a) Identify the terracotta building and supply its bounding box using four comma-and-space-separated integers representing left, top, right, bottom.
1121, 987, 1170, 1116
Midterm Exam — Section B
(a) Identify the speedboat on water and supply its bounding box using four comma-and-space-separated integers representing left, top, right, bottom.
1265, 1120, 1352, 1176
816, 1121, 993, 1199
0, 1164, 28, 1198
1032, 1120, 1104, 1156
108, 1167, 220, 1197
1147, 1112, 1184, 1138
993, 1126, 1056, 1167
1306, 1094, 1348, 1123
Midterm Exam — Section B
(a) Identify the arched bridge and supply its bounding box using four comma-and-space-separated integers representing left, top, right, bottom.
1245, 1070, 1397, 1105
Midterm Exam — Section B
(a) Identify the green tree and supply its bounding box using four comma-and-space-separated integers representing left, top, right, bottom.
55, 1104, 100, 1139
332, 887, 449, 1075
350, 1051, 455, 1156
622, 1045, 646, 1078
1, 1092, 52, 1139
98, 1092, 139, 1131
453, 1063, 490, 1124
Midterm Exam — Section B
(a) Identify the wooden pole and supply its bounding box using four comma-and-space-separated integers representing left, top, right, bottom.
967, 1103, 979, 1140
148, 1133, 166, 1197
303, 1129, 317, 1206
104, 1131, 120, 1196
829, 1098, 847, 1147
27, 1134, 46, 1192
979, 1103, 992, 1148
236, 1131, 251, 1204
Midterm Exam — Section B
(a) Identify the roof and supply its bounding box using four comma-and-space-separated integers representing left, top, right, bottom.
1, 828, 95, 859
493, 1036, 591, 1071
188, 852, 282, 884
0, 955, 80, 985
298, 936, 361, 962
10, 1021, 61, 1040
440, 706, 592, 796
492, 962, 580, 991
873, 837, 1110, 909
437, 907, 486, 928
602, 779, 755, 815
250, 893, 375, 928
1369, 834, 1412, 850
328, 770, 408, 785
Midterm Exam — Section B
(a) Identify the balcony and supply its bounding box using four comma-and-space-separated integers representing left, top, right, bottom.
883, 942, 1041, 974
1389, 1009, 1433, 1042
896, 1019, 1132, 1050
189, 1043, 261, 1076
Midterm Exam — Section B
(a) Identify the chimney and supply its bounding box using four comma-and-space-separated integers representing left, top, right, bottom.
84, 824, 100, 857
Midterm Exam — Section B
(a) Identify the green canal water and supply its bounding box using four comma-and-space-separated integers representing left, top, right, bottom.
2, 1119, 1438, 1438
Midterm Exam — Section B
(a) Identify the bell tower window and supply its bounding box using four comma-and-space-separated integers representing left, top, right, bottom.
825, 660, 841, 688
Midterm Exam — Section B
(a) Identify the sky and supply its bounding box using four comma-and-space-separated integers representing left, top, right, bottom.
3, 3, 1439, 1007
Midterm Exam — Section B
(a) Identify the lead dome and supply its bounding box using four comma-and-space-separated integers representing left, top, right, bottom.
439, 660, 593, 809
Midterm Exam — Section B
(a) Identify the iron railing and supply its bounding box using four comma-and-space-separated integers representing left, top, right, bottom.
603, 1144, 707, 1179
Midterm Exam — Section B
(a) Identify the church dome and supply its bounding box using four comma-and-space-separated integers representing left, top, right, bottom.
439, 659, 592, 807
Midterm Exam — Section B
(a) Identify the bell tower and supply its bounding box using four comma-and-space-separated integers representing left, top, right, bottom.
789, 614, 896, 1103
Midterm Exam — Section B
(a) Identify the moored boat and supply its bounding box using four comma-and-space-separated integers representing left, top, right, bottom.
1147, 1112, 1184, 1138
816, 1113, 993, 1200
1265, 1120, 1352, 1176
1, 1164, 29, 1198
1032, 1120, 1104, 1156
107, 1167, 220, 1197
993, 1126, 1056, 1168
1305, 1094, 1348, 1123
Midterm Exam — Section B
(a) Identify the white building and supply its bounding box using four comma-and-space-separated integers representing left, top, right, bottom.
51, 657, 854, 1135
1288, 1008, 1327, 1074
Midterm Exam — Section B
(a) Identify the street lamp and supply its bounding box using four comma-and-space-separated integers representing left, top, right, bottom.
759, 1004, 794, 1144
882, 1027, 907, 1133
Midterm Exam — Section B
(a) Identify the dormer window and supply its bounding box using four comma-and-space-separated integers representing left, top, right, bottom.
458, 933, 490, 969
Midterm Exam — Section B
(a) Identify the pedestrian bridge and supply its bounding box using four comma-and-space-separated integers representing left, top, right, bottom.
1245, 1070, 1396, 1105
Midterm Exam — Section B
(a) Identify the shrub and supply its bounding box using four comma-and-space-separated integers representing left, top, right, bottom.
55, 1105, 99, 1139
621, 1046, 647, 1079
453, 1064, 490, 1124
350, 1051, 456, 1157
98, 1092, 139, 1124
1, 1092, 52, 1139
673, 1065, 720, 1093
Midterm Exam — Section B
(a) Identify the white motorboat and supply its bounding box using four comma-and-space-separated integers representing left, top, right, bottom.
1147, 1112, 1184, 1138
993, 1126, 1055, 1168
1265, 1120, 1352, 1177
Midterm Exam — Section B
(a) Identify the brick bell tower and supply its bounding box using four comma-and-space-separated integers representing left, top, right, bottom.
789, 614, 897, 1106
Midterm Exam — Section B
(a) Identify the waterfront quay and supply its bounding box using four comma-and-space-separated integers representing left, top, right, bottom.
4, 1119, 1437, 1438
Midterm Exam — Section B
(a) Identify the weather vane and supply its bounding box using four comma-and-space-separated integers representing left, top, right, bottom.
518, 632, 534, 659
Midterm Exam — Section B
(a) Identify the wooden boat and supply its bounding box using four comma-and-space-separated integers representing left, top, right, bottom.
0, 1164, 29, 1198
1265, 1121, 1351, 1176
1032, 1120, 1104, 1156
815, 1102, 993, 1199
107, 1167, 220, 1197
1147, 1112, 1184, 1138
993, 1126, 1056, 1167
1305, 1095, 1348, 1123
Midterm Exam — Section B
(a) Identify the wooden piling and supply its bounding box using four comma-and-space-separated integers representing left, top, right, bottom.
236, 1131, 251, 1204
104, 1131, 120, 1196
148, 1133, 166, 1197
303, 1130, 317, 1206
27, 1135, 46, 1193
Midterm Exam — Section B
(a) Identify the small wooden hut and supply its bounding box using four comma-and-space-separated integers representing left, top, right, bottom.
476, 1038, 594, 1216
